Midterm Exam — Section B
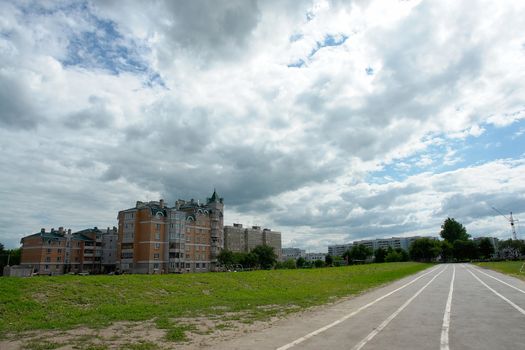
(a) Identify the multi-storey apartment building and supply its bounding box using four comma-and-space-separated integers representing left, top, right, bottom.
20, 226, 117, 275
223, 224, 282, 259
116, 190, 224, 274
328, 244, 353, 257
328, 236, 438, 257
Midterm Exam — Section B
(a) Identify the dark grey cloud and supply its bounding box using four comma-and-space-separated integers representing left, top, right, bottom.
348, 184, 424, 210
0, 72, 40, 129
438, 192, 525, 222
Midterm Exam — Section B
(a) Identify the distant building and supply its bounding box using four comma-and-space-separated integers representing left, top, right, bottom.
328, 236, 438, 257
116, 190, 224, 274
223, 224, 282, 259
20, 226, 117, 275
281, 248, 305, 261
328, 244, 353, 257
305, 252, 326, 262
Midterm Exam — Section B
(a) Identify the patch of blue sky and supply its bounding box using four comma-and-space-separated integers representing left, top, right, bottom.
308, 33, 348, 58
289, 33, 303, 42
288, 33, 348, 68
367, 119, 525, 184
18, 1, 164, 87
365, 67, 374, 75
287, 59, 306, 68
62, 16, 163, 84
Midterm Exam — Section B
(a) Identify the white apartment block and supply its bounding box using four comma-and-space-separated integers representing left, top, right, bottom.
281, 248, 305, 261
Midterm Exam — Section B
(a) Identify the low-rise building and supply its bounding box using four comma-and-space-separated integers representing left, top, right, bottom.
281, 248, 305, 261
305, 252, 326, 262
20, 226, 117, 275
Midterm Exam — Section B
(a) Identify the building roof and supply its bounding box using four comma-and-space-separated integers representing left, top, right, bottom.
22, 231, 65, 241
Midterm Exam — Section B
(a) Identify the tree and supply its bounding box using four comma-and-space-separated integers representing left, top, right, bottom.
440, 241, 453, 262
241, 252, 259, 268
251, 245, 277, 269
453, 240, 478, 261
332, 256, 344, 267
296, 257, 306, 268
374, 248, 387, 263
440, 218, 470, 243
497, 239, 524, 259
0, 242, 4, 253
385, 250, 402, 262
217, 250, 235, 267
409, 238, 441, 262
314, 259, 325, 268
478, 238, 495, 259
395, 248, 409, 262
7, 248, 20, 265
282, 258, 297, 269
345, 244, 373, 262
325, 254, 334, 266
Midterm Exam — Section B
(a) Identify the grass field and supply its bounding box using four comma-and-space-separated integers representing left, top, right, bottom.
474, 260, 525, 280
0, 262, 431, 346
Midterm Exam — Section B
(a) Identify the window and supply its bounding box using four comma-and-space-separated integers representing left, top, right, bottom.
121, 252, 133, 259
45, 265, 49, 270
47, 248, 51, 254
57, 257, 61, 262
156, 224, 161, 230
155, 243, 160, 250
58, 249, 62, 254
154, 253, 159, 260
153, 263, 159, 269
45, 257, 51, 262
196, 263, 200, 268
56, 265, 59, 269
155, 232, 160, 240
186, 236, 190, 243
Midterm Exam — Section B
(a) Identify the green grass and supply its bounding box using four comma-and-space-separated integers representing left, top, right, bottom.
474, 261, 525, 280
0, 262, 431, 337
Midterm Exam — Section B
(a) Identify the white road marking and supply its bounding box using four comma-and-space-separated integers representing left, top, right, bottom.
440, 265, 455, 350
470, 265, 525, 295
275, 266, 443, 350
466, 269, 525, 316
351, 266, 448, 350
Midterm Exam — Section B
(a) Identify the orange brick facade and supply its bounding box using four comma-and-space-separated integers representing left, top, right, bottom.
117, 191, 224, 274
20, 227, 117, 275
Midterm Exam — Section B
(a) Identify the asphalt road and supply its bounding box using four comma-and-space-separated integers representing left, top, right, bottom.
211, 264, 525, 350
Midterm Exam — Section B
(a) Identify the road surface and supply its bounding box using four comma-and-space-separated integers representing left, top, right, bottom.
210, 264, 525, 350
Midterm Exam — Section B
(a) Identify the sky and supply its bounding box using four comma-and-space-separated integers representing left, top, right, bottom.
1, 0, 524, 251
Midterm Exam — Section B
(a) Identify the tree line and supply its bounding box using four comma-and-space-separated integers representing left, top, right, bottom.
0, 243, 21, 276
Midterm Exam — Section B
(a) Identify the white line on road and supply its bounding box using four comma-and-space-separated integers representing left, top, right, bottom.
440, 265, 455, 350
470, 265, 525, 295
351, 266, 448, 350
466, 268, 525, 316
275, 266, 443, 350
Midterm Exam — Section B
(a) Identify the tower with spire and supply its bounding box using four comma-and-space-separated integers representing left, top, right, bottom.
207, 189, 224, 270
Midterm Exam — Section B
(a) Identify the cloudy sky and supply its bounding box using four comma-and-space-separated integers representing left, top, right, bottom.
1, 0, 524, 251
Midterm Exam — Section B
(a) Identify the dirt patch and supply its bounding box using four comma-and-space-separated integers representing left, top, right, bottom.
0, 296, 360, 349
